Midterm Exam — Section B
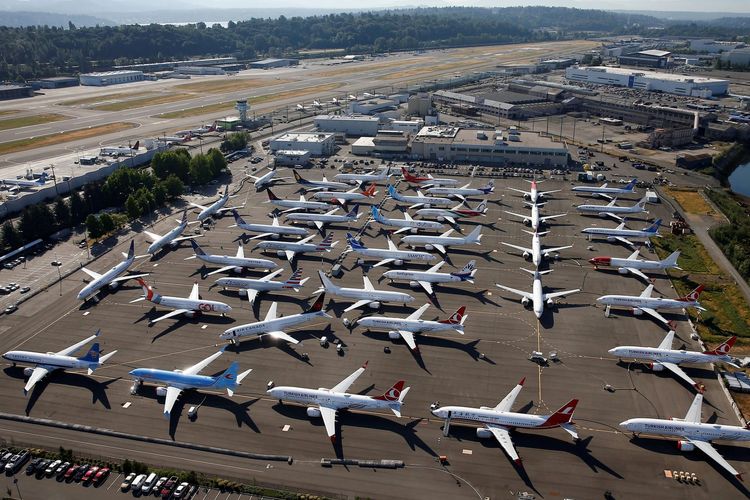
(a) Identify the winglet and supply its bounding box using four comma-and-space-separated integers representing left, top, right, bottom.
362, 360, 369, 370
519, 377, 526, 386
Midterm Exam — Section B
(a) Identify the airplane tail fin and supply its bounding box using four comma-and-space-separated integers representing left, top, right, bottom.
318, 270, 339, 292
679, 284, 704, 302
363, 183, 377, 197
266, 189, 280, 201
705, 336, 737, 356
370, 206, 382, 221
190, 239, 206, 256
213, 362, 251, 396
347, 204, 360, 219
180, 209, 188, 225
452, 259, 476, 281
134, 278, 160, 303
636, 196, 649, 209
440, 306, 467, 326
476, 200, 488, 214
541, 399, 579, 428
400, 167, 415, 182
466, 225, 482, 244
663, 250, 681, 269
284, 268, 305, 288
126, 240, 135, 260
625, 179, 637, 191
132, 140, 139, 150
78, 343, 101, 363
645, 218, 662, 233
231, 209, 247, 226
373, 380, 406, 402
482, 179, 495, 192
346, 232, 365, 250
293, 171, 305, 184
306, 292, 327, 312
315, 233, 335, 251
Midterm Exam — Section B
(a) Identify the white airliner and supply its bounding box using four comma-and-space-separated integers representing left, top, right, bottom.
431, 378, 579, 466
220, 293, 330, 344
400, 167, 458, 188
190, 187, 240, 221
596, 284, 705, 326
387, 184, 453, 209
572, 179, 637, 200
265, 189, 332, 213
400, 226, 483, 255
254, 233, 338, 263
3, 330, 117, 395
609, 332, 737, 392
582, 218, 662, 247
590, 248, 681, 282
186, 240, 277, 276
504, 202, 566, 232
335, 166, 391, 185
370, 206, 444, 234
311, 183, 377, 205
175, 124, 215, 136
381, 260, 476, 296
496, 268, 580, 318
1, 172, 48, 190
345, 233, 435, 267
144, 210, 201, 256
129, 348, 252, 418
100, 141, 139, 157
285, 205, 362, 231
507, 179, 560, 204
415, 200, 488, 225
229, 210, 309, 239
312, 100, 323, 108
426, 179, 494, 200
317, 271, 415, 312
620, 394, 750, 482
267, 361, 410, 442
576, 196, 649, 221
354, 303, 467, 351
292, 171, 349, 191
77, 240, 149, 301
158, 133, 192, 144
501, 230, 572, 268
214, 268, 308, 306
133, 278, 232, 324
250, 167, 288, 191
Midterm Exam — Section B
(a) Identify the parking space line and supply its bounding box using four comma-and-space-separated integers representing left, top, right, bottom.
106, 472, 122, 490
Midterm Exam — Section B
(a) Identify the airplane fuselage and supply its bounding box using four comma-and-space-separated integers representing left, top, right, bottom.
620, 418, 750, 442
198, 195, 229, 221
147, 223, 187, 255
381, 269, 463, 284
582, 228, 658, 239
195, 253, 277, 270
592, 256, 668, 271
431, 406, 551, 430
608, 346, 731, 366
269, 199, 330, 211
129, 368, 215, 390
77, 257, 134, 300
328, 287, 414, 304
427, 187, 489, 197
350, 247, 435, 263
152, 295, 232, 314
268, 386, 393, 412
577, 204, 645, 215
256, 241, 321, 253
392, 192, 453, 206
401, 234, 471, 248
376, 217, 443, 230
221, 311, 327, 340
285, 213, 356, 224
2, 351, 99, 372
236, 221, 308, 237
214, 277, 290, 293
597, 295, 700, 311
313, 191, 367, 201
356, 317, 458, 334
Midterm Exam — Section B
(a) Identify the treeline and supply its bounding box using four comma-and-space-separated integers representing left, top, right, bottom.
706, 188, 750, 283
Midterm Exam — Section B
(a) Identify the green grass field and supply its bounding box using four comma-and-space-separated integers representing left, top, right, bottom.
0, 113, 68, 131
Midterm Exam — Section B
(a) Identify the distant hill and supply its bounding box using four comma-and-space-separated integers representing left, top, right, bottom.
0, 11, 114, 27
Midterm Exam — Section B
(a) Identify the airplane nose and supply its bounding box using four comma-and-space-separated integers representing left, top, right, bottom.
618, 420, 631, 428
608, 348, 617, 355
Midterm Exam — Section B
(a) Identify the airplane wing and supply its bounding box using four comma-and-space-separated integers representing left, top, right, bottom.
150, 309, 190, 324
541, 189, 561, 196
689, 439, 741, 479
540, 214, 566, 222
433, 244, 446, 255
494, 381, 524, 412
406, 303, 430, 321
503, 211, 527, 220
285, 250, 297, 263
362, 276, 375, 291
163, 386, 182, 417
109, 273, 150, 284
545, 245, 574, 254
485, 424, 520, 464
623, 267, 650, 282
314, 220, 324, 231
189, 202, 208, 210
393, 227, 411, 235
684, 394, 703, 423
265, 330, 299, 344
189, 283, 200, 301
397, 330, 418, 351
80, 267, 103, 281
640, 285, 654, 298
598, 193, 614, 201
343, 299, 373, 312
615, 236, 636, 247
495, 284, 533, 301
638, 307, 670, 326
172, 235, 202, 244
264, 302, 278, 321
143, 231, 162, 243
247, 232, 273, 240
660, 362, 698, 388
24, 366, 52, 394
418, 281, 434, 296
501, 242, 532, 254
658, 330, 675, 350
183, 350, 224, 376
544, 289, 580, 300
204, 265, 235, 277
331, 364, 367, 393
507, 187, 529, 195
320, 405, 337, 441
601, 212, 624, 222
245, 288, 260, 306
372, 258, 394, 268
444, 216, 457, 225
56, 333, 100, 356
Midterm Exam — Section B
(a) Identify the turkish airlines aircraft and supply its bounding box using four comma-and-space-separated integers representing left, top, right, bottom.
431, 378, 579, 467
77, 240, 149, 301
381, 260, 476, 296
504, 202, 566, 232
345, 233, 435, 267
3, 330, 117, 395
620, 394, 750, 482
354, 303, 467, 351
143, 210, 201, 256
596, 283, 705, 326
501, 230, 572, 268
507, 179, 560, 204
576, 196, 649, 221
187, 240, 277, 276
214, 268, 308, 306
229, 210, 309, 239
590, 248, 680, 282
495, 268, 580, 318
400, 167, 458, 188
129, 349, 251, 418
317, 271, 415, 312
267, 361, 410, 442
609, 332, 737, 392
581, 218, 662, 248
133, 278, 232, 325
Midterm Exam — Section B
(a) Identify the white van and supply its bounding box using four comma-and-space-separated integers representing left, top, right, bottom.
141, 472, 158, 494
130, 473, 147, 492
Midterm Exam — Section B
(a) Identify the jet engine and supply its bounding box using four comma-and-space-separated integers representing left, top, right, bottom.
368, 301, 381, 309
649, 362, 665, 372
394, 259, 404, 266
521, 296, 530, 307
425, 244, 435, 251
185, 311, 196, 318
306, 407, 321, 418
238, 289, 248, 297
618, 267, 629, 275
409, 228, 418, 234
409, 281, 419, 288
436, 215, 445, 222
523, 251, 531, 260
271, 234, 281, 240
388, 331, 401, 340
108, 282, 121, 291
170, 241, 180, 248
476, 428, 492, 439
633, 308, 644, 316
547, 298, 555, 307
677, 440, 695, 452
606, 236, 616, 242
276, 250, 286, 258
23, 367, 33, 377
543, 252, 551, 260
156, 386, 168, 397
523, 219, 531, 226
232, 266, 242, 274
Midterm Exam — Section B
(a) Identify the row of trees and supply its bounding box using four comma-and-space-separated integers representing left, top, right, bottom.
707, 188, 750, 283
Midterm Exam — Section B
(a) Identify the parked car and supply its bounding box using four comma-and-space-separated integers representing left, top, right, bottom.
131, 473, 148, 492
20, 287, 30, 294
45, 459, 61, 477
141, 472, 158, 494
54, 461, 70, 478
82, 466, 99, 483
160, 475, 178, 498
120, 472, 137, 491
0, 451, 12, 469
34, 459, 51, 477
153, 476, 168, 496
172, 482, 190, 499
64, 464, 79, 481
73, 463, 90, 482
25, 458, 43, 475
6, 450, 30, 474
93, 467, 110, 486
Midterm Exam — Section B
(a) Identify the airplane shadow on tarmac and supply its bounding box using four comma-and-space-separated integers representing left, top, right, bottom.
3, 367, 118, 415
225, 329, 329, 365
601, 308, 683, 332
137, 309, 238, 343
615, 360, 717, 394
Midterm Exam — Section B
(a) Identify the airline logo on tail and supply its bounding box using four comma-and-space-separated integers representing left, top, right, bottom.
480, 180, 495, 193
541, 399, 579, 427
680, 284, 704, 302
374, 380, 406, 402
267, 189, 280, 201
315, 233, 335, 250
293, 171, 307, 184
78, 344, 100, 363
451, 260, 476, 280
440, 306, 467, 325
283, 269, 305, 288
307, 293, 326, 313
346, 233, 365, 250
362, 183, 377, 197
645, 219, 662, 233
190, 239, 206, 255
135, 278, 157, 302
624, 179, 637, 191
232, 209, 246, 225
707, 336, 736, 356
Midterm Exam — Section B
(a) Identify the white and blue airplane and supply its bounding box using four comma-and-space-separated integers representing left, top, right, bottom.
213, 268, 309, 306
387, 184, 453, 209
3, 330, 117, 395
292, 171, 349, 191
381, 260, 476, 296
285, 205, 362, 231
229, 210, 309, 239
129, 349, 252, 418
370, 206, 444, 234
250, 167, 288, 191
1, 172, 49, 191
496, 268, 580, 318
186, 240, 277, 276
576, 196, 649, 221
189, 186, 241, 221
254, 232, 338, 264
345, 233, 435, 268
77, 240, 149, 302
572, 179, 637, 200
581, 218, 662, 247
265, 189, 332, 213
144, 210, 201, 256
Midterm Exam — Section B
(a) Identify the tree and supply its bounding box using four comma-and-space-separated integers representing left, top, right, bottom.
163, 174, 184, 199
189, 154, 213, 185
207, 148, 227, 177
151, 150, 190, 182
125, 194, 141, 220
53, 197, 71, 228
99, 213, 115, 234
1, 221, 21, 249
18, 209, 37, 241
69, 192, 88, 223
85, 214, 102, 238
152, 182, 167, 206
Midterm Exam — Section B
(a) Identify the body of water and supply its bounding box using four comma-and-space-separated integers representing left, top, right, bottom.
729, 161, 750, 197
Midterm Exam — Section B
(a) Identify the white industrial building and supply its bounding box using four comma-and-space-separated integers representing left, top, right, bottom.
349, 98, 397, 115
269, 132, 335, 156
690, 39, 745, 54
273, 150, 311, 166
79, 70, 145, 86
382, 119, 424, 134
722, 48, 750, 67
565, 66, 729, 97
314, 115, 380, 136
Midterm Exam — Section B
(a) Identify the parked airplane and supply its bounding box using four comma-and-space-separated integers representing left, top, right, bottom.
620, 394, 750, 481
144, 210, 201, 256
129, 348, 251, 418
133, 278, 232, 325
214, 268, 308, 306
190, 186, 240, 221
387, 184, 453, 209
354, 303, 466, 351
501, 230, 573, 268
572, 179, 637, 200
292, 171, 349, 191
285, 205, 362, 231
400, 226, 483, 255
370, 206, 444, 234
229, 210, 309, 239
335, 166, 391, 185
504, 202, 566, 231
250, 167, 288, 191
345, 233, 435, 267
3, 330, 117, 395
581, 218, 662, 247
175, 124, 215, 137
312, 100, 323, 108
576, 196, 649, 221
158, 133, 192, 144
430, 378, 578, 466
311, 183, 377, 205
507, 179, 560, 204
415, 200, 488, 225
268, 361, 410, 442
77, 240, 149, 301
426, 179, 494, 200
1, 172, 48, 190
380, 260, 476, 296
596, 284, 705, 326
220, 293, 330, 344
317, 271, 415, 312
609, 332, 737, 392
187, 240, 277, 276
400, 167, 458, 188
100, 141, 139, 157
265, 189, 331, 213
254, 233, 338, 263
495, 268, 580, 318
590, 248, 681, 282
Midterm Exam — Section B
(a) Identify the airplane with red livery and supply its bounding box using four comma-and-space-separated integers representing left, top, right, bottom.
132, 278, 231, 325
596, 283, 706, 327
400, 167, 459, 188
